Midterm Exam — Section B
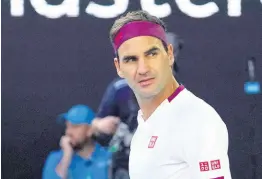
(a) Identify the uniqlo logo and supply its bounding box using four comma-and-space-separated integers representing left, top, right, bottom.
148, 136, 158, 148
211, 160, 221, 170
199, 161, 209, 171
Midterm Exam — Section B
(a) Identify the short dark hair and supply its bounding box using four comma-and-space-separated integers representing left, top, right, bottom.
171, 34, 184, 73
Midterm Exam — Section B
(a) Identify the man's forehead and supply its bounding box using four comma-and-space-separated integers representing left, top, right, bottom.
118, 36, 163, 56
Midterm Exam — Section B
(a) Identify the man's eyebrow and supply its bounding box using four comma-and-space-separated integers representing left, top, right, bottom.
120, 46, 160, 60
122, 55, 137, 61
144, 47, 160, 55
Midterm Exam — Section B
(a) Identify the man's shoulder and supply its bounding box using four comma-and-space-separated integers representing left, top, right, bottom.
187, 90, 227, 129
43, 150, 63, 168
170, 89, 224, 125
178, 89, 218, 112
46, 150, 63, 161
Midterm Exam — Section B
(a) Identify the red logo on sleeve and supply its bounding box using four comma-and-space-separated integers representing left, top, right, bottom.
199, 161, 209, 171
211, 177, 224, 179
148, 136, 158, 148
211, 160, 221, 170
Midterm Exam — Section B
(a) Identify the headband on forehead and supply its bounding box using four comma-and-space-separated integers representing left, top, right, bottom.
113, 21, 167, 52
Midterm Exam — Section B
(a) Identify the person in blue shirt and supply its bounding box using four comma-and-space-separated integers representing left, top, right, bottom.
42, 104, 112, 179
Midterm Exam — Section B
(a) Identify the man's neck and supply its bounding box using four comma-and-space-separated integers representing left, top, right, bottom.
138, 77, 179, 120
76, 141, 95, 159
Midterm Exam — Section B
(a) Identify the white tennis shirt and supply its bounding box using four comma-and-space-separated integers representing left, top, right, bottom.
129, 86, 232, 179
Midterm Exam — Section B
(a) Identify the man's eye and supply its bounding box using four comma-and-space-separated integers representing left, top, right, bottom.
148, 51, 157, 57
124, 57, 136, 63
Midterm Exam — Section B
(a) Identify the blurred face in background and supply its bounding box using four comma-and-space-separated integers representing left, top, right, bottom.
65, 121, 93, 151
115, 36, 174, 99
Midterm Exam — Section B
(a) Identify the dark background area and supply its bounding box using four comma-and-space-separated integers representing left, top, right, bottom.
2, 0, 262, 178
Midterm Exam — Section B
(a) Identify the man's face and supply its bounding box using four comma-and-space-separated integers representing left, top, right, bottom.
115, 36, 174, 99
65, 121, 92, 150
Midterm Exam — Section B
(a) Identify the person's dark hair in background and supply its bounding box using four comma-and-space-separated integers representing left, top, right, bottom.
170, 33, 184, 73
91, 30, 184, 179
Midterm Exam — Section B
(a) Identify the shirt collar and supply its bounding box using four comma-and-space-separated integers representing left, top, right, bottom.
73, 143, 101, 162
137, 85, 185, 124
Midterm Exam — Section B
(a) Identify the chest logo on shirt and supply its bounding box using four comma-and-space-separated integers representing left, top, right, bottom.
148, 136, 158, 148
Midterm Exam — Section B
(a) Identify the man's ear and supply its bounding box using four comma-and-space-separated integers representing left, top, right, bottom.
114, 58, 124, 78
87, 126, 93, 137
167, 44, 175, 66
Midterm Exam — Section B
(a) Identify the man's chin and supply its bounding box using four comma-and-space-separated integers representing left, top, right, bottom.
72, 139, 92, 151
138, 89, 159, 99
72, 142, 86, 151
72, 145, 82, 151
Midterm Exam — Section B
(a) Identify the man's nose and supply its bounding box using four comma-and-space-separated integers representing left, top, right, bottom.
137, 57, 150, 75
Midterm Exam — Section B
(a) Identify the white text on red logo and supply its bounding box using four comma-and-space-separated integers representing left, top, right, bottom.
148, 136, 158, 148
211, 160, 221, 170
199, 161, 209, 171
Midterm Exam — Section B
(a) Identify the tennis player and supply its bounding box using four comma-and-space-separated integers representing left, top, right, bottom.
108, 10, 232, 179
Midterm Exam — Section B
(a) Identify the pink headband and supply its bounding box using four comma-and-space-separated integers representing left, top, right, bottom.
113, 21, 167, 52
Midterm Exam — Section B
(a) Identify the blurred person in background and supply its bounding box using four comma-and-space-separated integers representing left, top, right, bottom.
91, 33, 183, 179
42, 104, 112, 179
92, 78, 138, 179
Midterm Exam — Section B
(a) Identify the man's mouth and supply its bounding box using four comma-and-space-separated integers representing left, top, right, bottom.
138, 78, 155, 87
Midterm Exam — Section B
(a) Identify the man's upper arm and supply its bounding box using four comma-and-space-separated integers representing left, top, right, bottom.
96, 80, 118, 118
42, 152, 62, 179
184, 114, 232, 179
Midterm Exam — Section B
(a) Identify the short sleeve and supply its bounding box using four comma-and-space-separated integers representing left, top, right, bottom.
184, 114, 232, 179
42, 151, 62, 179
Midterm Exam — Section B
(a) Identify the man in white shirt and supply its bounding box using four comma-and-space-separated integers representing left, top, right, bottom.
106, 10, 232, 179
